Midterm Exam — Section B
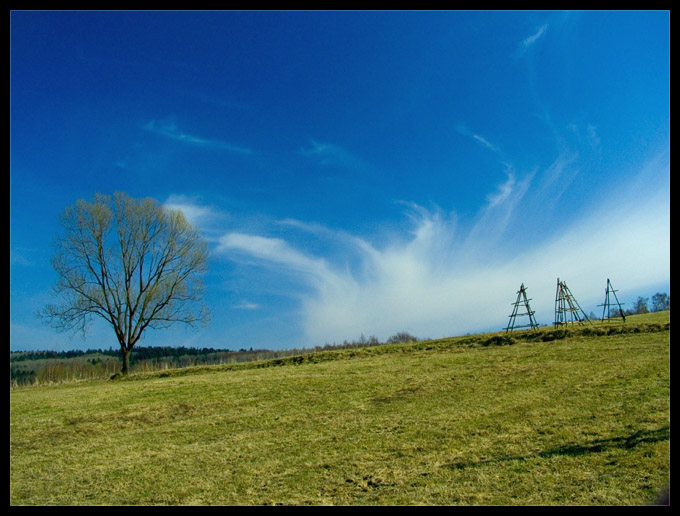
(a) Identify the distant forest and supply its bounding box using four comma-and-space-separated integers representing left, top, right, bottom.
11, 346, 234, 363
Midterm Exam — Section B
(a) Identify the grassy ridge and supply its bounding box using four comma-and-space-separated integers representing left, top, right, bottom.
111, 311, 670, 382
10, 312, 670, 505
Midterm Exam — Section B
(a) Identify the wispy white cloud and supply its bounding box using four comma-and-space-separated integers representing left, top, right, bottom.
299, 139, 368, 171
586, 124, 601, 150
472, 134, 500, 153
276, 217, 379, 259
522, 23, 549, 49
164, 194, 216, 224
456, 123, 501, 154
486, 169, 516, 208
216, 233, 332, 283
143, 118, 253, 155
10, 247, 34, 266
213, 151, 669, 346
232, 301, 260, 310
209, 106, 669, 346
162, 194, 233, 244
568, 123, 601, 153
514, 22, 550, 59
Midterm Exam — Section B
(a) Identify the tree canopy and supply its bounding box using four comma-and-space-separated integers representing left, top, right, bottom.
41, 192, 210, 373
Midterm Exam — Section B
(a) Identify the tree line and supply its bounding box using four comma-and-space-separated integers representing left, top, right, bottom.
628, 292, 670, 315
10, 346, 236, 364
587, 291, 669, 321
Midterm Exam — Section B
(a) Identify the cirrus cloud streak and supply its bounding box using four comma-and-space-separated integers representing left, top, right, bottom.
212, 153, 669, 346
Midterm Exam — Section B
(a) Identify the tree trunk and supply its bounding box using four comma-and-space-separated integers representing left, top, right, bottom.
120, 347, 131, 375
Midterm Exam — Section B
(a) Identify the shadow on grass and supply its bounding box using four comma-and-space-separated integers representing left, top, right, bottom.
443, 425, 670, 470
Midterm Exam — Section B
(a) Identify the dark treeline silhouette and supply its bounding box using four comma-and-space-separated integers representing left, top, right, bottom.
11, 348, 119, 362
10, 346, 234, 363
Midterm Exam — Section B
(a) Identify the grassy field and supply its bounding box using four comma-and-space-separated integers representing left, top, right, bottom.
10, 312, 670, 505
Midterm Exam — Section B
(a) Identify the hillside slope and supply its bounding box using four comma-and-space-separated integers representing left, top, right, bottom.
10, 312, 670, 505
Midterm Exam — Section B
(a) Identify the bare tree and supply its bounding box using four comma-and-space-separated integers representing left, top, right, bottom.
633, 296, 650, 315
651, 292, 670, 312
41, 192, 210, 374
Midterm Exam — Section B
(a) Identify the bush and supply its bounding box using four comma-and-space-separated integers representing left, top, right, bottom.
386, 332, 419, 344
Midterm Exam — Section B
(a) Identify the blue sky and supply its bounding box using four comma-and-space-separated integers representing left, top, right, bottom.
10, 10, 670, 352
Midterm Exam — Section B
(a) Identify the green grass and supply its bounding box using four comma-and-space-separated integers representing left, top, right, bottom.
10, 312, 670, 505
